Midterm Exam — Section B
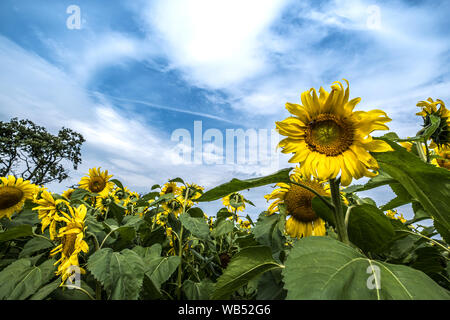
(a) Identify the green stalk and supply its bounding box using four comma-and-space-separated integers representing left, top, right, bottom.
329, 178, 350, 244
176, 187, 190, 300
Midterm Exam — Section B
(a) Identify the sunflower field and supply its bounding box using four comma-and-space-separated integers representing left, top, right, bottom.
0, 80, 449, 300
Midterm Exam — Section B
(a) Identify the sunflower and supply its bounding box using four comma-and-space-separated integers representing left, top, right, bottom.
177, 183, 204, 207
435, 145, 450, 170
95, 195, 114, 214
276, 80, 392, 186
265, 168, 328, 238
160, 182, 180, 196
416, 98, 450, 148
78, 167, 114, 197
239, 219, 252, 231
162, 197, 184, 217
0, 175, 36, 219
385, 209, 406, 223
62, 188, 75, 200
33, 190, 69, 239
223, 192, 246, 212
50, 205, 89, 284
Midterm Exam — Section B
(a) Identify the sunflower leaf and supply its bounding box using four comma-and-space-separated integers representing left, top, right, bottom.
212, 246, 283, 300
179, 212, 210, 240
0, 224, 33, 242
373, 138, 450, 232
197, 168, 293, 202
282, 236, 450, 299
87, 248, 145, 300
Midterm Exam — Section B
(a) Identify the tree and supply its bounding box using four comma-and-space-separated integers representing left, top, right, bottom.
0, 118, 85, 185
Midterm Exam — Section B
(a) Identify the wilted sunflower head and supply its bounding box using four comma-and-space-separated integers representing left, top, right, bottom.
223, 192, 246, 212
177, 183, 204, 207
416, 98, 450, 148
276, 79, 392, 186
162, 197, 184, 216
79, 167, 114, 197
0, 176, 36, 219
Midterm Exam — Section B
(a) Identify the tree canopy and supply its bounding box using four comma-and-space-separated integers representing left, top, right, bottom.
0, 118, 85, 185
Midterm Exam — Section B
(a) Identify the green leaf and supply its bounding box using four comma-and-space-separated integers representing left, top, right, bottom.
87, 248, 145, 300
211, 219, 234, 238
110, 179, 124, 190
179, 212, 210, 240
19, 237, 54, 258
313, 199, 396, 253
373, 138, 450, 231
343, 170, 396, 194
183, 279, 215, 300
256, 269, 287, 300
347, 204, 396, 253
252, 213, 285, 254
187, 207, 205, 218
70, 188, 98, 200
0, 258, 56, 300
144, 255, 181, 289
30, 279, 60, 300
197, 168, 293, 202
212, 246, 283, 300
135, 192, 160, 207
282, 236, 450, 299
0, 225, 33, 242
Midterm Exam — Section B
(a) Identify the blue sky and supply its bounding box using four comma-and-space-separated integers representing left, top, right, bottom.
1, 0, 449, 220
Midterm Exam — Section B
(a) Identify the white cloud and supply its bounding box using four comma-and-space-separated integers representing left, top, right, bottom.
135, 0, 290, 88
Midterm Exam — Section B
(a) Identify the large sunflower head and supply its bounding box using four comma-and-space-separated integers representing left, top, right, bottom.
265, 168, 328, 238
78, 167, 114, 197
416, 98, 450, 148
276, 80, 392, 186
0, 175, 36, 219
222, 192, 246, 212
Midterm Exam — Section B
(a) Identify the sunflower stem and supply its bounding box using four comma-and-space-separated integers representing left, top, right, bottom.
329, 178, 350, 245
423, 138, 430, 163
289, 180, 335, 211
176, 188, 190, 300
414, 141, 427, 162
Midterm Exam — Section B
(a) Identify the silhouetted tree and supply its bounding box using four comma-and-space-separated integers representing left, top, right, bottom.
0, 118, 85, 185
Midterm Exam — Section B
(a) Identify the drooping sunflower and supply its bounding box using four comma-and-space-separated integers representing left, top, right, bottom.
50, 205, 89, 284
78, 167, 114, 197
33, 190, 69, 239
176, 183, 204, 207
265, 168, 328, 238
416, 98, 450, 148
276, 80, 392, 186
223, 192, 246, 212
0, 175, 36, 219
162, 197, 184, 217
95, 195, 114, 214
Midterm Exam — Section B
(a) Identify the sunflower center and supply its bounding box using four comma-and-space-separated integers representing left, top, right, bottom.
284, 182, 325, 222
0, 186, 24, 210
305, 114, 354, 156
62, 233, 77, 257
89, 177, 106, 193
